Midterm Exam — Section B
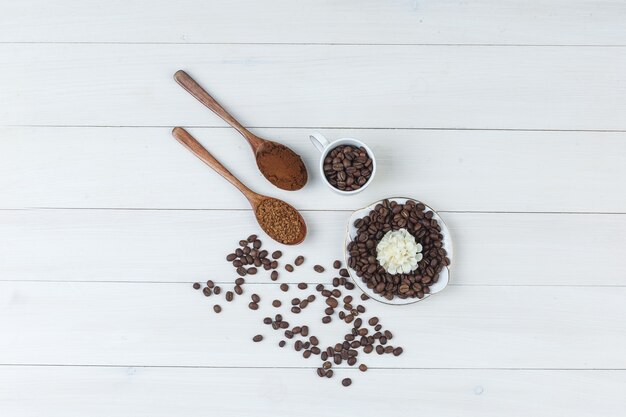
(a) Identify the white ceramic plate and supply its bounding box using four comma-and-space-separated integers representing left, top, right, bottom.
344, 197, 454, 305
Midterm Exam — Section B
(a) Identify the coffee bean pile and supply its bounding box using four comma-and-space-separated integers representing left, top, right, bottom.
347, 199, 450, 300
192, 234, 405, 387
323, 145, 373, 191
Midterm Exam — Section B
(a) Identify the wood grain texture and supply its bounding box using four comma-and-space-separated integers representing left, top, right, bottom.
1, 127, 625, 212
1, 45, 625, 130
1, 367, 625, 417
1, 282, 625, 368
1, 0, 625, 45
1, 209, 625, 286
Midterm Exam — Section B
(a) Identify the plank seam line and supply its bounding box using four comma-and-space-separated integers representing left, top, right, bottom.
2, 208, 625, 215
0, 364, 623, 371
1, 280, 625, 288
2, 41, 626, 47
4, 125, 626, 133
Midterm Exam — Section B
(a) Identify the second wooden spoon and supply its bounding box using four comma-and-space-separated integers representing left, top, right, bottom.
172, 127, 307, 245
174, 70, 308, 191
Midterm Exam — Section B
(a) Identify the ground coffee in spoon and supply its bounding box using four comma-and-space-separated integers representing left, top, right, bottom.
256, 143, 307, 191
256, 199, 302, 244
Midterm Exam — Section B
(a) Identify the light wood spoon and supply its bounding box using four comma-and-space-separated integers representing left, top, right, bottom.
172, 127, 307, 245
174, 70, 308, 191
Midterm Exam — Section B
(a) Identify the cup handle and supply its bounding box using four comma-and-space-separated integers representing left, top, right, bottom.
309, 131, 331, 153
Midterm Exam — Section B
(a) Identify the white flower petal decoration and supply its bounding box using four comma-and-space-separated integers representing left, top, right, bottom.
376, 228, 423, 275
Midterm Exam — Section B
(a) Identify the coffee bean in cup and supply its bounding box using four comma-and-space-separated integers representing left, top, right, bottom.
323, 145, 373, 192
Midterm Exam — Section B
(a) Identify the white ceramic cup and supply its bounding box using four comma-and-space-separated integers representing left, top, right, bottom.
309, 131, 377, 195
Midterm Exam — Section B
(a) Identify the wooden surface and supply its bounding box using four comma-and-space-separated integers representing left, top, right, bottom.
1, 1, 625, 416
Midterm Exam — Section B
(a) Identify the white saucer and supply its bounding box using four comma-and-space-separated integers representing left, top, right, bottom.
344, 197, 454, 305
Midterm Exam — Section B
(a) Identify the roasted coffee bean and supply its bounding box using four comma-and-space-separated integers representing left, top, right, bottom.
234, 285, 243, 295
374, 324, 382, 331
279, 340, 286, 347
357, 305, 365, 313
213, 305, 222, 313
324, 307, 334, 315
202, 287, 212, 297
247, 234, 257, 242
322, 290, 331, 297
347, 357, 357, 366
307, 294, 316, 302
360, 293, 370, 301
376, 345, 384, 354
333, 260, 342, 269
322, 316, 332, 324
251, 294, 260, 303
272, 251, 282, 259
247, 267, 257, 275
192, 282, 201, 290
332, 289, 341, 297
226, 253, 237, 262
213, 286, 221, 295
263, 317, 272, 325
323, 145, 373, 192
345, 282, 355, 290
291, 306, 301, 314
354, 318, 362, 328
285, 264, 294, 272
235, 277, 244, 286
393, 347, 403, 356
271, 271, 279, 281
294, 256, 305, 266
368, 317, 379, 326
325, 370, 334, 378
332, 277, 340, 287
275, 314, 283, 322
294, 340, 303, 351
384, 330, 393, 339
297, 282, 308, 290
317, 368, 325, 377
310, 336, 319, 345
339, 268, 349, 278
280, 283, 289, 292
301, 326, 309, 337
316, 284, 324, 291
384, 346, 394, 354
363, 345, 373, 354
359, 364, 368, 372
326, 297, 338, 308
285, 330, 294, 339
344, 295, 353, 303
252, 335, 263, 342
270, 261, 278, 269
239, 240, 248, 247
272, 300, 282, 307
314, 265, 325, 273
291, 298, 301, 305
225, 291, 234, 302
248, 302, 259, 310
342, 378, 352, 387
206, 280, 215, 288
338, 311, 346, 319
280, 321, 289, 329
236, 267, 247, 276
299, 299, 309, 309
253, 239, 262, 249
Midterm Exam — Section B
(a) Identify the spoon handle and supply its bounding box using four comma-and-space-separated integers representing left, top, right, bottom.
174, 70, 264, 151
172, 127, 259, 203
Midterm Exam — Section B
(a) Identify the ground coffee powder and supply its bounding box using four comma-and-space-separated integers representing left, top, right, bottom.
256, 143, 308, 191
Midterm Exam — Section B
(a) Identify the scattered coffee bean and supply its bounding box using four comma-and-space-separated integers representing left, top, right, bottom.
342, 378, 352, 387
285, 264, 294, 272
235, 277, 245, 286
393, 347, 403, 356
272, 250, 282, 259
333, 260, 342, 269
234, 285, 243, 295
360, 293, 370, 301
359, 364, 368, 372
206, 280, 215, 288
316, 284, 324, 292
203, 287, 212, 297
192, 282, 201, 290
294, 256, 305, 266
271, 271, 279, 281
322, 316, 331, 324
297, 282, 308, 290
326, 297, 338, 308
272, 300, 282, 307
307, 294, 316, 302
251, 294, 260, 303
247, 267, 257, 275
263, 317, 272, 325
248, 302, 259, 310
253, 335, 263, 342
213, 305, 222, 313
226, 291, 234, 302
291, 306, 301, 314
280, 283, 289, 292
339, 268, 349, 278
279, 340, 286, 347
213, 286, 221, 295
314, 265, 325, 273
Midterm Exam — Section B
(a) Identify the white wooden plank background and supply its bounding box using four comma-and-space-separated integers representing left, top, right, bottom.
1, 1, 625, 416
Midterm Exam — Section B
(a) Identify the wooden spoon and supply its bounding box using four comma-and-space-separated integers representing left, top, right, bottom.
172, 127, 307, 245
174, 70, 308, 191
